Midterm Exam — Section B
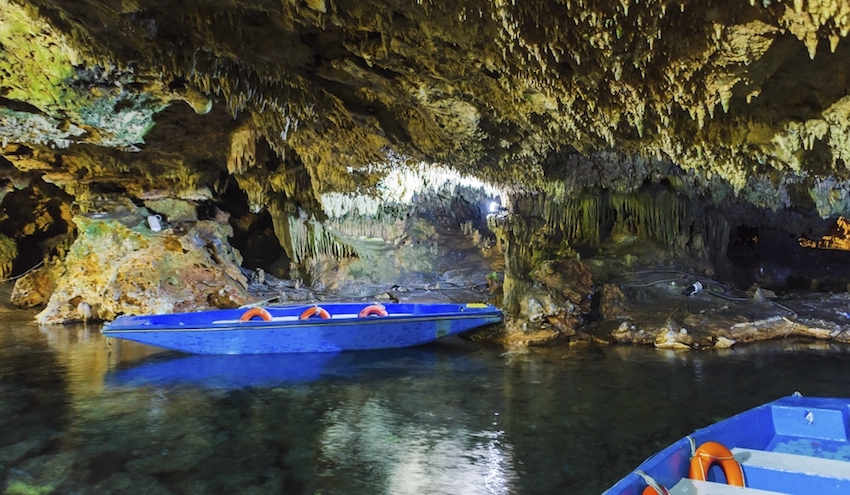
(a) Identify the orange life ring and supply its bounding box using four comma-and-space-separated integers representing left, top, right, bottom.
688, 441, 745, 486
359, 304, 389, 318
239, 307, 272, 322
641, 486, 669, 495
300, 306, 331, 320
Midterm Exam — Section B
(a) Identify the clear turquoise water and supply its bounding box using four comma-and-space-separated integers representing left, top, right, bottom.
2, 310, 850, 495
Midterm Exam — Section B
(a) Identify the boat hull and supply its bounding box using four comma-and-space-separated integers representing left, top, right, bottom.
605, 395, 850, 495
101, 302, 502, 354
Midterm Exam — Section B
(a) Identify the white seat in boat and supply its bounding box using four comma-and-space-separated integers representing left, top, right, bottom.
669, 478, 786, 494
731, 447, 850, 480
666, 448, 850, 494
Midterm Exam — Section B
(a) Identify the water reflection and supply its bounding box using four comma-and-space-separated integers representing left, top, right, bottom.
320, 399, 516, 495
38, 323, 164, 395
2, 316, 850, 494
108, 352, 338, 388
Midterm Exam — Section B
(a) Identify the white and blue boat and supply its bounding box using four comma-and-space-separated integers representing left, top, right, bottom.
605, 394, 850, 495
101, 302, 502, 354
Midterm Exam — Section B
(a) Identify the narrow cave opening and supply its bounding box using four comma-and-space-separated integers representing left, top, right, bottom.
209, 181, 289, 277
0, 180, 74, 278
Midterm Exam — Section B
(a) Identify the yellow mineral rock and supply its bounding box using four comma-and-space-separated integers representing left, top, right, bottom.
799, 216, 850, 250
35, 216, 248, 324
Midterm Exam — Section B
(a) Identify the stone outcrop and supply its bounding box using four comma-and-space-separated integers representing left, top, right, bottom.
32, 212, 248, 324
9, 260, 60, 308
799, 216, 850, 251
0, 233, 17, 279
601, 276, 850, 349
489, 259, 594, 347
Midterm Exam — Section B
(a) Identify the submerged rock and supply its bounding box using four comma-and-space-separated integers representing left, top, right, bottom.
35, 215, 248, 324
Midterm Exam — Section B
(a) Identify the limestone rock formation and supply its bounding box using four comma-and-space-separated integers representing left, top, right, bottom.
1, 0, 849, 202
10, 260, 61, 308
489, 259, 593, 347
799, 216, 850, 250
2, 0, 850, 346
35, 214, 248, 324
0, 233, 17, 279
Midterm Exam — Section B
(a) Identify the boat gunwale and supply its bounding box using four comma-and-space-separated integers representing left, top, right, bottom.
102, 311, 504, 334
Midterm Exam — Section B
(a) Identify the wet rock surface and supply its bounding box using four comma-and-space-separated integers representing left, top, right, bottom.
595, 273, 850, 349
10, 262, 61, 308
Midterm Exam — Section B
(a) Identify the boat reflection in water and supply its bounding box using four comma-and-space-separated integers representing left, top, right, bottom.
103, 339, 518, 493
106, 338, 487, 389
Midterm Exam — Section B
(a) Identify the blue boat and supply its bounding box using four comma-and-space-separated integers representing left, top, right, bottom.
605, 394, 850, 495
101, 302, 502, 354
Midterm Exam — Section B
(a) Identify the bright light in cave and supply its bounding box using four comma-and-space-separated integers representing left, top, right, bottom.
320, 161, 504, 218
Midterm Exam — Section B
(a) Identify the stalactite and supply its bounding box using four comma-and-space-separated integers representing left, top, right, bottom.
284, 214, 361, 264
608, 188, 694, 246
327, 214, 406, 242
227, 124, 259, 175
542, 190, 607, 245
542, 186, 695, 248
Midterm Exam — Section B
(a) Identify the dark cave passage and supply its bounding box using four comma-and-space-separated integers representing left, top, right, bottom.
726, 218, 850, 294
210, 182, 289, 277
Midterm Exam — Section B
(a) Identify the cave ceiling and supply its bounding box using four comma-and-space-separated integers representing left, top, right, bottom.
2, 0, 850, 216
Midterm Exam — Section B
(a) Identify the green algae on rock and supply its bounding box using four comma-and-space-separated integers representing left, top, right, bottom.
35, 215, 248, 325
0, 0, 173, 151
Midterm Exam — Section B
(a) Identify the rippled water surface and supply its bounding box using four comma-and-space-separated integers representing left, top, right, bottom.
2, 307, 850, 495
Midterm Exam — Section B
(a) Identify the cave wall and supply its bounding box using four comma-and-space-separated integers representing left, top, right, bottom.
1, 0, 850, 332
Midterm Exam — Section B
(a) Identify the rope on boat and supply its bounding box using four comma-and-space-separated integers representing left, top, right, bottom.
635, 470, 668, 495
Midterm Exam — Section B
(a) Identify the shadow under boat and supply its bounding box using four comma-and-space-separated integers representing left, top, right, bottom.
106, 337, 489, 389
